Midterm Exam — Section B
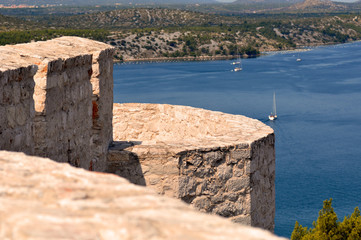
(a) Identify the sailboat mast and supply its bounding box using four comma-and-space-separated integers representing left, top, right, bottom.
273, 92, 277, 116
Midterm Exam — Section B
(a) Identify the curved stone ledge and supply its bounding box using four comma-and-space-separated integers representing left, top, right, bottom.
112, 103, 272, 151
0, 151, 285, 240
109, 103, 275, 231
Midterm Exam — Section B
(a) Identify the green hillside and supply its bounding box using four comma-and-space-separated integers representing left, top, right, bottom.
1, 7, 361, 61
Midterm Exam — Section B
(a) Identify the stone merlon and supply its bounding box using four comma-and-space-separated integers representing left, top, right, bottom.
109, 103, 275, 230
0, 37, 114, 170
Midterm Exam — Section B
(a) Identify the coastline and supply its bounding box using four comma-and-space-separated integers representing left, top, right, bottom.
122, 55, 236, 62
116, 47, 303, 63
115, 40, 361, 63
117, 53, 258, 63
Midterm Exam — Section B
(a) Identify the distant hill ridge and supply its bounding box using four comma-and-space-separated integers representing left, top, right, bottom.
233, 0, 301, 3
42, 8, 237, 29
0, 0, 217, 6
290, 0, 346, 10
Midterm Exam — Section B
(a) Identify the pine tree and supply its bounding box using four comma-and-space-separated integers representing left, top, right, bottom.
291, 199, 361, 240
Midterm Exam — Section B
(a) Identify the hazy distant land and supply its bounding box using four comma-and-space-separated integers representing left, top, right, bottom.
1, 0, 361, 61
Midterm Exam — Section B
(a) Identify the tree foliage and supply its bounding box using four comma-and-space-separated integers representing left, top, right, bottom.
0, 29, 109, 46
291, 199, 361, 240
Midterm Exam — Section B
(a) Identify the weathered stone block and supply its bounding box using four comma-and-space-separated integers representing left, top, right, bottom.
217, 164, 233, 181
211, 191, 226, 204
213, 201, 242, 217
203, 151, 223, 166
185, 155, 203, 167
231, 215, 252, 225
2, 84, 12, 105
178, 176, 197, 198
194, 166, 214, 178
192, 196, 212, 212
6, 106, 16, 128
230, 149, 251, 161
224, 192, 240, 202
227, 177, 250, 192
233, 166, 244, 177
15, 103, 28, 126
0, 108, 6, 129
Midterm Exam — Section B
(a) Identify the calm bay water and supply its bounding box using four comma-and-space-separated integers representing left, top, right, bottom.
113, 41, 361, 238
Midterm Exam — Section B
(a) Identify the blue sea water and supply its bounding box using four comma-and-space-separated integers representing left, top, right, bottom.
113, 41, 361, 238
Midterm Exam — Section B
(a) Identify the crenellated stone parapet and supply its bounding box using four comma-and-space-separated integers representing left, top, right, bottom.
0, 38, 276, 234
0, 37, 114, 170
109, 103, 275, 231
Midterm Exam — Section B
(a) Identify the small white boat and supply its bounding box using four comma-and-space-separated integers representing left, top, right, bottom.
296, 53, 302, 62
234, 66, 242, 72
232, 56, 242, 72
268, 92, 277, 121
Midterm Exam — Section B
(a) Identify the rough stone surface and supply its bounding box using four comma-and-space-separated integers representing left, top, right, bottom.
250, 136, 276, 230
88, 44, 114, 172
0, 37, 114, 170
31, 52, 93, 168
0, 59, 36, 155
0, 151, 286, 240
45, 37, 115, 171
109, 103, 275, 231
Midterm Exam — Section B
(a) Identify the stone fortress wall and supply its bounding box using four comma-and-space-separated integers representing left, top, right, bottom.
0, 52, 36, 155
109, 103, 275, 230
0, 37, 114, 171
0, 37, 276, 233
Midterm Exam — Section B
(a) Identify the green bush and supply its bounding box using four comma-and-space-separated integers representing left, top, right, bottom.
291, 199, 361, 240
0, 29, 110, 46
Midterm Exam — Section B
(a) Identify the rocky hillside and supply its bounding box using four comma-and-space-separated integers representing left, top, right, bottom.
0, 14, 36, 31
2, 8, 361, 61
108, 14, 361, 61
36, 8, 238, 29
0, 0, 217, 5
234, 0, 300, 3
289, 0, 347, 11
109, 29, 266, 61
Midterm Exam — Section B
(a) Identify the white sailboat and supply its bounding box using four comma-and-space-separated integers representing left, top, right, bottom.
231, 49, 243, 72
232, 56, 242, 72
296, 53, 302, 62
268, 92, 277, 121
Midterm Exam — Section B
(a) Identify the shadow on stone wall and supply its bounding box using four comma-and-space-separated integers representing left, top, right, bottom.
106, 141, 146, 186
32, 55, 93, 169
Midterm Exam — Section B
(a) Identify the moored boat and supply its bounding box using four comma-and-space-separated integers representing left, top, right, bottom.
268, 92, 277, 121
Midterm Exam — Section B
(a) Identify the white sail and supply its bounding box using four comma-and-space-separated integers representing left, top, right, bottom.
233, 56, 242, 72
232, 50, 242, 72
269, 92, 277, 120
273, 92, 277, 117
